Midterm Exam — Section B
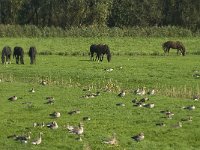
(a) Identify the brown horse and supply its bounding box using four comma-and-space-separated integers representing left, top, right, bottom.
162, 41, 186, 56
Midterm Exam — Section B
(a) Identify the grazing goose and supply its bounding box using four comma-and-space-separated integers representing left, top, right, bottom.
29, 88, 35, 93
156, 122, 166, 127
183, 105, 195, 110
47, 121, 58, 129
139, 97, 149, 103
147, 89, 155, 95
68, 110, 81, 115
165, 110, 174, 119
132, 132, 144, 142
67, 123, 84, 135
33, 122, 45, 128
116, 102, 125, 107
172, 122, 182, 128
82, 92, 100, 99
44, 99, 54, 104
49, 112, 61, 118
41, 80, 47, 85
181, 116, 193, 122
32, 132, 42, 145
135, 87, 146, 95
46, 96, 55, 100
103, 133, 118, 145
83, 117, 91, 121
193, 95, 199, 101
143, 103, 155, 108
118, 90, 125, 97
132, 98, 138, 103
8, 132, 31, 143
8, 96, 17, 101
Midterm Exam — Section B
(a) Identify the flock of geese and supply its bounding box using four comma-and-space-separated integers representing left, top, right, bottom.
6, 82, 198, 147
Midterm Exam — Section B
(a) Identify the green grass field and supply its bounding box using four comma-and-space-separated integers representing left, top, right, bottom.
0, 37, 200, 149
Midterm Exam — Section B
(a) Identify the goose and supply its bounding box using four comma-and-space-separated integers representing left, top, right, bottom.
147, 89, 155, 95
143, 103, 155, 108
103, 133, 118, 145
172, 122, 182, 128
165, 110, 174, 119
132, 98, 138, 103
68, 110, 81, 115
46, 96, 55, 100
8, 132, 31, 143
83, 117, 91, 121
118, 90, 125, 97
135, 87, 146, 95
41, 80, 47, 85
183, 105, 195, 110
193, 95, 199, 101
132, 132, 144, 142
181, 116, 192, 122
44, 99, 54, 104
67, 123, 84, 135
32, 132, 42, 145
116, 102, 125, 107
33, 122, 45, 128
47, 121, 58, 129
139, 97, 149, 103
8, 96, 17, 101
49, 112, 61, 118
29, 88, 35, 93
156, 122, 166, 127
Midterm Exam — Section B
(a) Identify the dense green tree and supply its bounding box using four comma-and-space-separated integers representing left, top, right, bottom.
0, 0, 200, 30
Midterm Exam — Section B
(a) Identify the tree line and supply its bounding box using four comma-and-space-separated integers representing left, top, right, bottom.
0, 0, 200, 31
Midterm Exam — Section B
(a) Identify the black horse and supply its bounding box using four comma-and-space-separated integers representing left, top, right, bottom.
1, 46, 12, 64
28, 46, 37, 64
90, 44, 111, 62
162, 41, 186, 56
13, 46, 24, 64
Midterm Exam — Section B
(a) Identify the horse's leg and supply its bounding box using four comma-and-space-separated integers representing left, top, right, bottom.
16, 56, 19, 64
20, 56, 24, 64
101, 54, 104, 62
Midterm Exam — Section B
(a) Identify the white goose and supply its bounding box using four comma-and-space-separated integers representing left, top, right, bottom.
32, 132, 43, 145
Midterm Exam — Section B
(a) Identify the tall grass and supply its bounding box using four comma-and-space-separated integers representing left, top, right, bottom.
0, 24, 197, 37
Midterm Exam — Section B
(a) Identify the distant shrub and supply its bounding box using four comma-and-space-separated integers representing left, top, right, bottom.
39, 51, 52, 55
0, 24, 198, 37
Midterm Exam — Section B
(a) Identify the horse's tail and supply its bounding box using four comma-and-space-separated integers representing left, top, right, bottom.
106, 45, 111, 62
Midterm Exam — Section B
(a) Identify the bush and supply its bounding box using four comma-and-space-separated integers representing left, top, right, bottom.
0, 24, 198, 37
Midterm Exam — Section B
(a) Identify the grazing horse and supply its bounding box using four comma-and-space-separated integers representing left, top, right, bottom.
90, 44, 111, 62
13, 47, 24, 64
1, 46, 12, 64
162, 41, 186, 56
28, 46, 37, 64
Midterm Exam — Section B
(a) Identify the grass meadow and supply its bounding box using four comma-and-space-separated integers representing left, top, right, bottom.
0, 37, 200, 149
